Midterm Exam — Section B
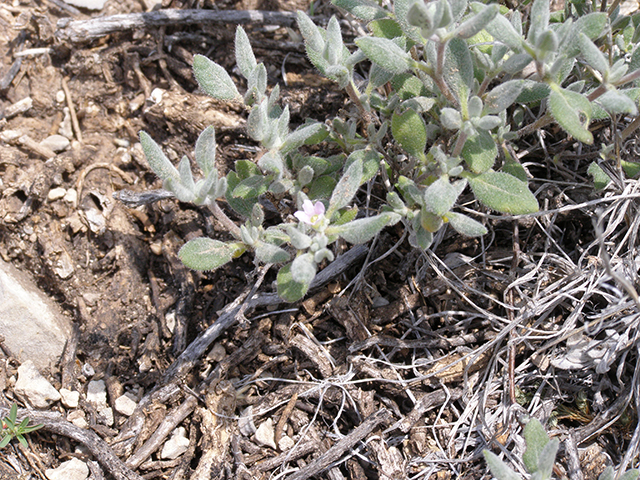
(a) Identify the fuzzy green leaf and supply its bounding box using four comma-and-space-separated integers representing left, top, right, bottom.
484, 13, 524, 52
537, 439, 559, 478
578, 33, 608, 75
548, 87, 593, 144
281, 122, 328, 154
528, 0, 549, 44
345, 148, 381, 183
392, 107, 427, 158
193, 54, 241, 101
356, 37, 414, 74
332, 212, 400, 244
424, 177, 461, 215
446, 211, 487, 236
277, 263, 311, 302
587, 161, 611, 190
483, 450, 523, 480
0, 435, 11, 449
462, 130, 497, 173
596, 90, 638, 115
195, 125, 216, 176
444, 37, 474, 103
332, 0, 388, 21
483, 80, 525, 114
235, 26, 257, 79
522, 418, 550, 473
328, 156, 363, 214
469, 171, 539, 214
368, 18, 404, 39
453, 3, 499, 39
308, 176, 337, 200
254, 241, 291, 263
179, 238, 242, 271
232, 175, 270, 199
565, 13, 608, 57
140, 131, 179, 183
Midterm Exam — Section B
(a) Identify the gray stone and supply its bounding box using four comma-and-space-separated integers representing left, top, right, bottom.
86, 380, 107, 407
45, 458, 89, 480
15, 360, 61, 408
0, 259, 72, 371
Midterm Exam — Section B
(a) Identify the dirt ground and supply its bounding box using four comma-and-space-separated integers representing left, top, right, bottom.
1, 0, 640, 479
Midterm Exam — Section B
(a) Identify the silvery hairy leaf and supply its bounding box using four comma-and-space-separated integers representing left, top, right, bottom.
596, 90, 638, 115
235, 26, 257, 80
179, 238, 243, 271
446, 211, 487, 236
324, 16, 344, 65
462, 129, 497, 173
291, 253, 317, 284
193, 54, 241, 101
483, 80, 525, 114
332, 0, 388, 21
548, 87, 593, 144
328, 155, 363, 214
453, 3, 499, 39
522, 418, 550, 473
444, 37, 473, 104
277, 262, 311, 302
246, 63, 267, 105
484, 13, 523, 52
281, 122, 327, 154
483, 450, 522, 480
286, 225, 313, 249
527, 0, 549, 45
195, 125, 216, 176
254, 241, 291, 263
140, 131, 179, 183
178, 156, 196, 193
578, 33, 608, 76
332, 212, 401, 244
440, 108, 462, 130
355, 37, 414, 74
424, 177, 461, 216
468, 171, 539, 214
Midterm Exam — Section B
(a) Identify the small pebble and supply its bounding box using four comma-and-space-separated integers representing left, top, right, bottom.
64, 188, 78, 206
278, 435, 295, 451
150, 241, 163, 256
81, 363, 95, 377
67, 410, 88, 429
115, 394, 137, 416
45, 457, 89, 480
161, 427, 190, 460
40, 135, 70, 153
60, 388, 80, 409
254, 418, 277, 449
56, 90, 65, 103
48, 187, 67, 202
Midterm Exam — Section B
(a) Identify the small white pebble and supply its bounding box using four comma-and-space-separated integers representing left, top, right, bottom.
115, 394, 137, 416
56, 90, 66, 103
59, 388, 80, 409
48, 187, 67, 202
278, 435, 295, 451
64, 188, 78, 206
254, 418, 277, 449
40, 134, 70, 152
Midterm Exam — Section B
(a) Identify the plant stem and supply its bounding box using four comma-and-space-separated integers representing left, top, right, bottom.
433, 40, 458, 106
452, 131, 468, 157
208, 201, 242, 239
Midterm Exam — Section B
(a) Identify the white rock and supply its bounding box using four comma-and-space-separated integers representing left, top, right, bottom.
62, 0, 106, 10
254, 418, 277, 449
59, 388, 80, 409
63, 188, 78, 206
114, 394, 137, 416
55, 90, 65, 103
0, 130, 22, 142
14, 360, 60, 408
278, 435, 295, 451
161, 427, 190, 460
45, 457, 89, 480
67, 410, 88, 429
47, 187, 66, 202
40, 135, 70, 153
86, 380, 107, 408
0, 258, 72, 371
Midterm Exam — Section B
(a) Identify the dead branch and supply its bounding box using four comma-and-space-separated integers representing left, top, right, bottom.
284, 408, 391, 480
56, 9, 302, 43
3, 407, 143, 480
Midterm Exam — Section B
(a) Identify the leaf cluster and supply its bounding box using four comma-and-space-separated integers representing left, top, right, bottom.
0, 404, 43, 448
137, 0, 640, 302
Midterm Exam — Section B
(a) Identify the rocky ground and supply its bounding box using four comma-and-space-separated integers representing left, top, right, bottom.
1, 0, 640, 479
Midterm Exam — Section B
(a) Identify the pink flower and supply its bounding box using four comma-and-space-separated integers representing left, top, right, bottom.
294, 200, 325, 226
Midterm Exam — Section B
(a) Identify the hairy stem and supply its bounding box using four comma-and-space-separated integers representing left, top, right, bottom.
208, 201, 242, 239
